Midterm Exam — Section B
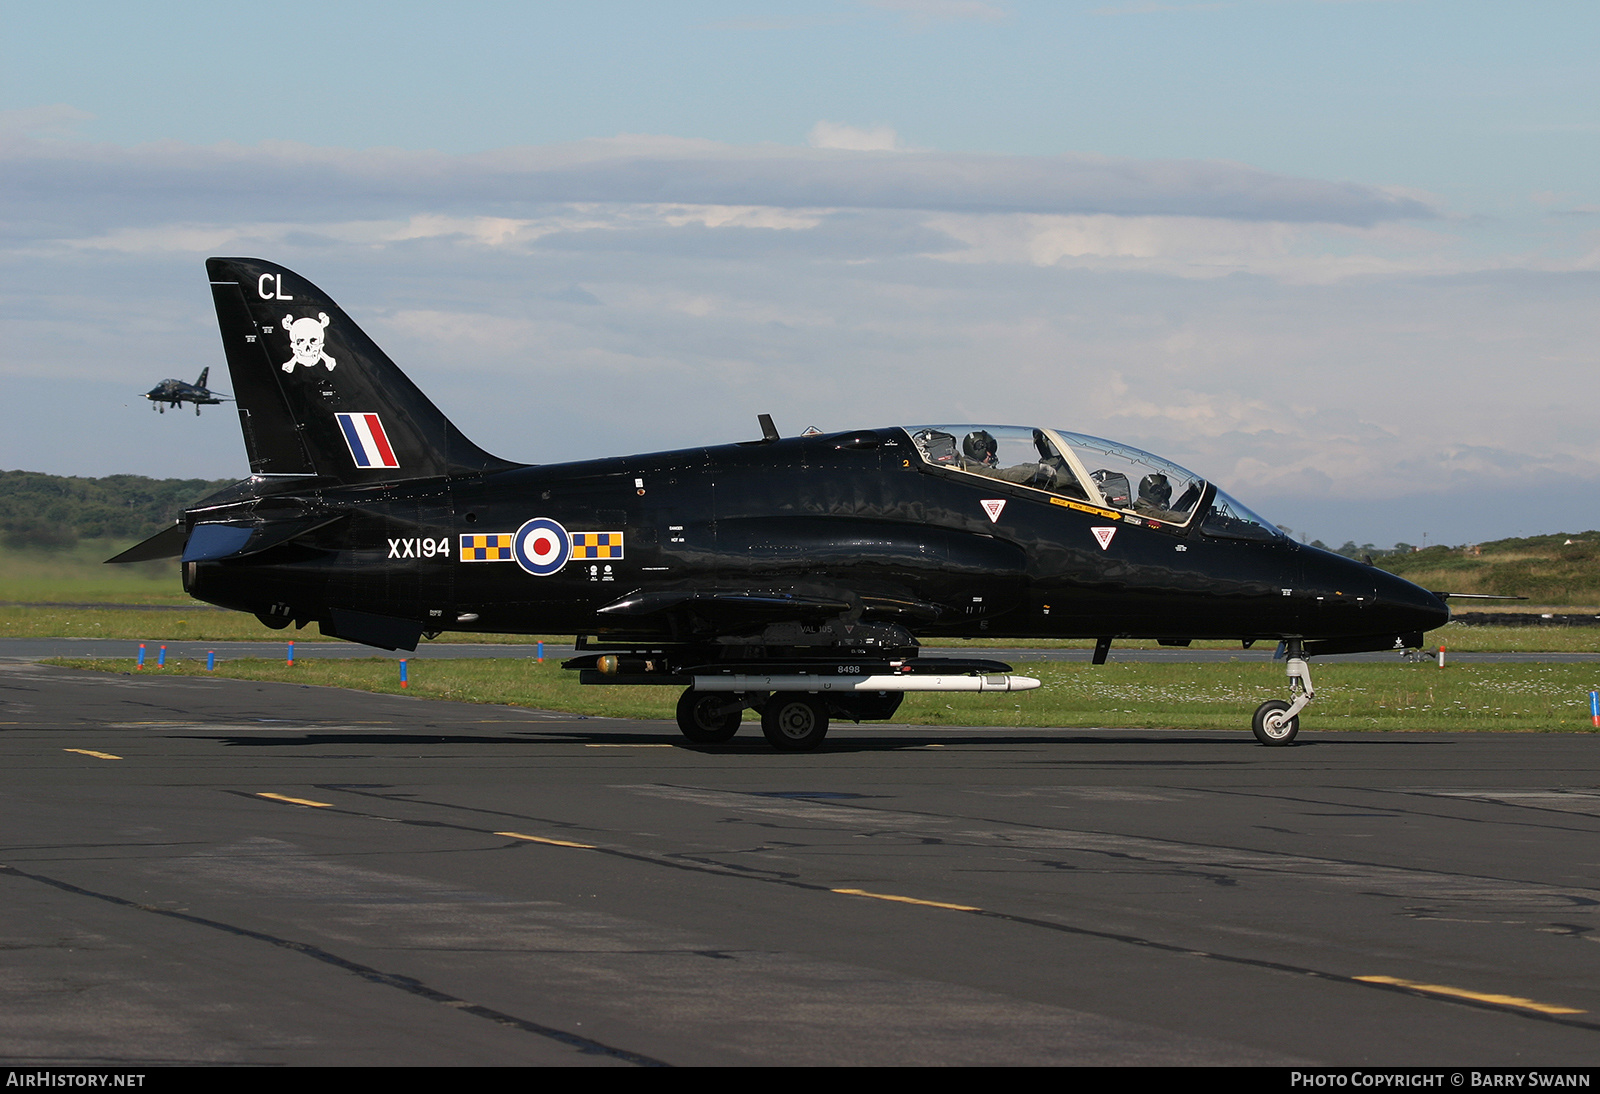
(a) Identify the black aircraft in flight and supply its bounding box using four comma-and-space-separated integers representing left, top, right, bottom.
111, 259, 1449, 750
144, 368, 231, 415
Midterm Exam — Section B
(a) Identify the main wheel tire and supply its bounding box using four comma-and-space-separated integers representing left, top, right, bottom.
1252, 699, 1299, 745
760, 693, 829, 751
675, 689, 742, 745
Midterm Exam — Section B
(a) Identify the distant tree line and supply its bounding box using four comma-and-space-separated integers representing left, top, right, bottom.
1309, 540, 1418, 560
0, 470, 234, 550
1274, 526, 1417, 560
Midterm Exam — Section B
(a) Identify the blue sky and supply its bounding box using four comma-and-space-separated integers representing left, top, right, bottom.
4, 1, 1598, 545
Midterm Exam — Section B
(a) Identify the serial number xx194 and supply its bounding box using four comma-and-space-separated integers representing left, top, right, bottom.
389, 537, 451, 559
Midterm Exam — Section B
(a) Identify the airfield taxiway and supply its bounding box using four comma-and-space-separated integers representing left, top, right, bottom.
3, 660, 1600, 1066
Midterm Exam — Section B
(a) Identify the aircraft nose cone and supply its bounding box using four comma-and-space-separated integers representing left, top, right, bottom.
1372, 567, 1450, 634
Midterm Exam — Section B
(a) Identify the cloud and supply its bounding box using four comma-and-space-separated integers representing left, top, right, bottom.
808, 121, 904, 152
922, 212, 1478, 282
5, 126, 1592, 546
2, 131, 1440, 237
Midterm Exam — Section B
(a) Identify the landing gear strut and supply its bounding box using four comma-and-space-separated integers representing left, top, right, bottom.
1252, 639, 1312, 746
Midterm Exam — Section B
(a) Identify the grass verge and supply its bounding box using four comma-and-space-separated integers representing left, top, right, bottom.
49, 656, 1600, 733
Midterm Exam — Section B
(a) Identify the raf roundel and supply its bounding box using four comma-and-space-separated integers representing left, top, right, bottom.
513, 517, 571, 577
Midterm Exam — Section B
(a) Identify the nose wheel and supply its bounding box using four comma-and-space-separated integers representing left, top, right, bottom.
1252, 699, 1299, 744
1252, 643, 1312, 746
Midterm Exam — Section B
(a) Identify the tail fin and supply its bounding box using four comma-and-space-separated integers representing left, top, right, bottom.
205, 258, 515, 483
195, 366, 209, 389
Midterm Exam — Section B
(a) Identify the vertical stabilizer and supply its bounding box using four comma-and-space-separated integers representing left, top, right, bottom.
206, 258, 515, 483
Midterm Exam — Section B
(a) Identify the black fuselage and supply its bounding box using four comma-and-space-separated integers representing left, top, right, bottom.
183, 426, 1447, 650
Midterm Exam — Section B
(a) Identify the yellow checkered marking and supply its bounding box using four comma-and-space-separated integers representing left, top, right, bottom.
571, 531, 624, 560
459, 533, 514, 561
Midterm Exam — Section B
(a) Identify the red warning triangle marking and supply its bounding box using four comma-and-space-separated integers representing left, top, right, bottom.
1091, 527, 1116, 550
980, 499, 1006, 523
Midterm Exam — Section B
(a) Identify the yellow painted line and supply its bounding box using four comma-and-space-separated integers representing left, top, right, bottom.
256, 792, 334, 808
1356, 975, 1585, 1015
832, 888, 981, 912
496, 831, 597, 849
64, 748, 121, 760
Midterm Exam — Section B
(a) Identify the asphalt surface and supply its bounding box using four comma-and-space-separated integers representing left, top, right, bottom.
3, 660, 1600, 1065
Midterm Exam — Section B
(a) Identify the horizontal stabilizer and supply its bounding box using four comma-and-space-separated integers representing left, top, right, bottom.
180, 515, 347, 563
104, 523, 189, 564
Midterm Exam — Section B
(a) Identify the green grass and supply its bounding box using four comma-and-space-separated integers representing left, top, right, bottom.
0, 540, 186, 604
0, 542, 550, 642
0, 605, 563, 644
1379, 531, 1600, 603
50, 656, 1600, 734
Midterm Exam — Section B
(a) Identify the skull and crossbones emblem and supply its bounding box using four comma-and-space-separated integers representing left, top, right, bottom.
281, 313, 337, 373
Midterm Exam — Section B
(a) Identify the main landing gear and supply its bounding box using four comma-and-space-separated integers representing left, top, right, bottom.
671, 689, 836, 752
760, 693, 829, 751
674, 689, 744, 745
568, 628, 1038, 754
1252, 639, 1313, 746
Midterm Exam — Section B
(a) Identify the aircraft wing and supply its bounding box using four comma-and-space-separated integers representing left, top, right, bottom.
597, 584, 946, 633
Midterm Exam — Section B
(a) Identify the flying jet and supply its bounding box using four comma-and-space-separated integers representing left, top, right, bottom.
144, 368, 231, 415
110, 259, 1450, 750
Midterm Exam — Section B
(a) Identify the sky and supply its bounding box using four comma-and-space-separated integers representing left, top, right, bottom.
3, 0, 1598, 547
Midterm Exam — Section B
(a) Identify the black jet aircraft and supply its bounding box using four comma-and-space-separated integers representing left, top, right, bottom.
110, 259, 1450, 750
144, 367, 231, 415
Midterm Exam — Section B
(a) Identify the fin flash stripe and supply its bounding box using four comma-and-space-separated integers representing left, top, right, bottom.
335, 412, 400, 469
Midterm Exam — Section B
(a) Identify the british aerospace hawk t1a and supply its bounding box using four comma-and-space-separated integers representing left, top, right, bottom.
110, 259, 1449, 750
143, 367, 231, 415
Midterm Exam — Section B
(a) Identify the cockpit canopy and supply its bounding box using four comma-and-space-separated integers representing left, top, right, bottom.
906, 424, 1282, 541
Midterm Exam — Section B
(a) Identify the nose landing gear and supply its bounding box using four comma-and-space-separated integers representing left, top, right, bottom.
1252, 639, 1312, 746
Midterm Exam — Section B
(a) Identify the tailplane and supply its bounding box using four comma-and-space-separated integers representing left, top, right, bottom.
206, 258, 515, 483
